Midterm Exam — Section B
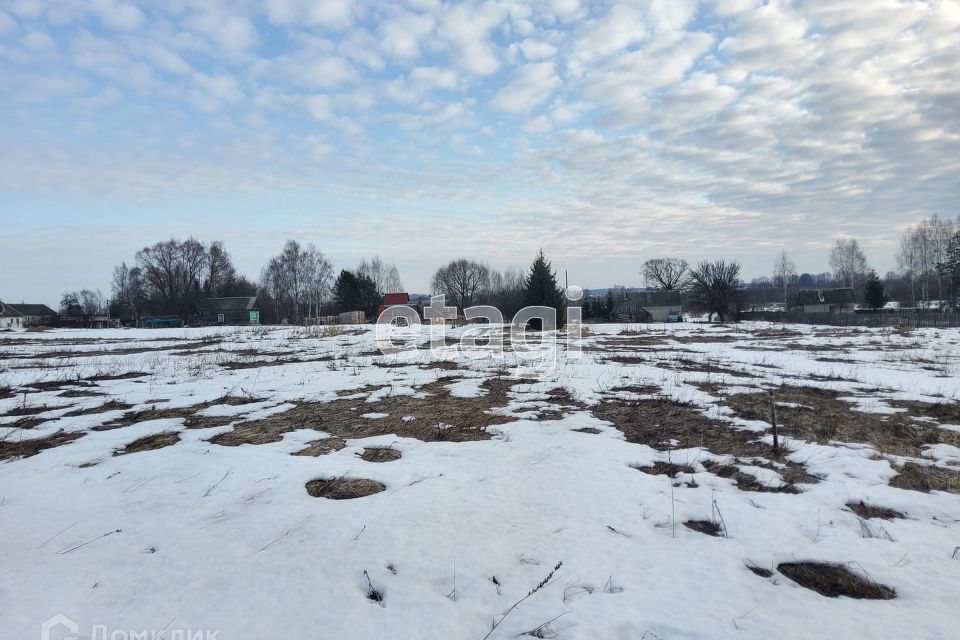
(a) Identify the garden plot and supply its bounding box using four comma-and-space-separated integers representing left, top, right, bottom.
1, 322, 959, 640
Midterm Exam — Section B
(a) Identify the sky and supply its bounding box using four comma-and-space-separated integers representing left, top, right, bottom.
1, 0, 958, 305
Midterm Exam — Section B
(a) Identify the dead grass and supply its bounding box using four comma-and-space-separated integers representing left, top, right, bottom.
211, 377, 518, 447
292, 437, 346, 457
703, 461, 800, 493
305, 477, 385, 499
572, 427, 602, 434
846, 501, 905, 520
63, 400, 134, 417
57, 389, 105, 398
0, 429, 85, 461
889, 400, 960, 425
632, 461, 695, 477
95, 403, 235, 431
594, 395, 818, 492
2, 404, 55, 417
888, 462, 960, 494
777, 562, 896, 599
359, 447, 401, 462
720, 386, 957, 457
114, 431, 181, 455
683, 519, 722, 536
593, 396, 761, 454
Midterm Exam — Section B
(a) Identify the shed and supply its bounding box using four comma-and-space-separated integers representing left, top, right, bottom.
377, 292, 411, 319
199, 297, 260, 326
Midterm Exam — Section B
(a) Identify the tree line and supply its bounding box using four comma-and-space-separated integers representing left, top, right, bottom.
68, 215, 960, 326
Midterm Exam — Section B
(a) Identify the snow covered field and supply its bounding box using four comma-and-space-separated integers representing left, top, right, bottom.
2, 322, 959, 640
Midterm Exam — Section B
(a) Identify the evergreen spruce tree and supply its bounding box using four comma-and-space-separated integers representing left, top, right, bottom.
863, 269, 885, 310
522, 250, 565, 327
945, 230, 960, 307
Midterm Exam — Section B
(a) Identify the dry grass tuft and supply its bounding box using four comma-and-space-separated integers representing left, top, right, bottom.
745, 561, 773, 578
359, 447, 401, 462
114, 431, 180, 455
847, 501, 905, 520
683, 519, 722, 537
305, 477, 385, 499
292, 437, 346, 457
888, 462, 960, 494
0, 429, 85, 461
632, 461, 695, 477
63, 400, 134, 417
777, 562, 895, 599
572, 427, 602, 434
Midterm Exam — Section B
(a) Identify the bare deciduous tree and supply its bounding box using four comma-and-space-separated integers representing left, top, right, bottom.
358, 256, 402, 297
772, 250, 796, 307
431, 259, 491, 310
828, 239, 868, 289
261, 240, 333, 323
642, 258, 690, 291
688, 260, 743, 322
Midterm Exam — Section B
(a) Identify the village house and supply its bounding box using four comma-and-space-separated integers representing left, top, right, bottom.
0, 301, 24, 329
198, 297, 261, 326
5, 303, 58, 327
793, 288, 858, 313
611, 291, 684, 322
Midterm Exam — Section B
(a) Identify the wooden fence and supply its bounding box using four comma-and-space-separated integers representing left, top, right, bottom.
740, 310, 960, 329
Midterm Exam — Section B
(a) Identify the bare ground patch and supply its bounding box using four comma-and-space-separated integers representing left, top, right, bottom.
888, 462, 960, 494
777, 562, 895, 600
594, 396, 817, 492
719, 386, 958, 457
305, 477, 385, 499
211, 377, 518, 447
115, 431, 181, 455
0, 429, 85, 461
292, 437, 346, 457
889, 400, 960, 425
702, 461, 800, 493
632, 461, 695, 477
846, 501, 905, 520
359, 447, 401, 462
95, 402, 237, 431
63, 400, 135, 417
683, 519, 722, 537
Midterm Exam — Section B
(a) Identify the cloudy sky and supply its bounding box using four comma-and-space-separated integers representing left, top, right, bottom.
1, 0, 958, 304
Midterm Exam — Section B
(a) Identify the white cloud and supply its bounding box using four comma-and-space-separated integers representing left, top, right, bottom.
89, 0, 144, 31
438, 1, 506, 75
491, 62, 561, 113
518, 38, 557, 61
264, 0, 354, 30
380, 12, 435, 59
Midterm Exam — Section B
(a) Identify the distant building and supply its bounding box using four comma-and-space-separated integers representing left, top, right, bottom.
0, 301, 24, 329
794, 288, 857, 313
611, 291, 683, 322
5, 303, 57, 327
198, 297, 260, 326
377, 292, 411, 319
